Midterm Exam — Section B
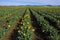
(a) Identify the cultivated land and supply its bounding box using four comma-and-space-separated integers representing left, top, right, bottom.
0, 6, 60, 40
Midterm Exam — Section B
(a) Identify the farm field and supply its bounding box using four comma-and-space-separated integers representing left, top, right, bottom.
0, 6, 60, 40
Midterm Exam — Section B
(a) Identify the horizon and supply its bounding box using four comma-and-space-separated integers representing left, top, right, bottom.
0, 0, 60, 6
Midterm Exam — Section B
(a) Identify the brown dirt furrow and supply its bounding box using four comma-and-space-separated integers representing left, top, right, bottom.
29, 9, 50, 40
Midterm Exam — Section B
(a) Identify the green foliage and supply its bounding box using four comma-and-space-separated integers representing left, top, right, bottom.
0, 6, 60, 40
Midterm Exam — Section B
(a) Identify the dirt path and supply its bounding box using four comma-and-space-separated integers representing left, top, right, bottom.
29, 8, 51, 40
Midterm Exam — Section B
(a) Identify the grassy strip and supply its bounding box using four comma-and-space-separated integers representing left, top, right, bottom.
17, 9, 34, 40
0, 9, 26, 40
29, 8, 58, 40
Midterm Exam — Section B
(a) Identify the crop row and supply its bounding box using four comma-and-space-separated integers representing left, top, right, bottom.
0, 8, 26, 40
29, 8, 59, 40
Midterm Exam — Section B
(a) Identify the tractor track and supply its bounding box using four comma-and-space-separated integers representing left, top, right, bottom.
29, 9, 50, 40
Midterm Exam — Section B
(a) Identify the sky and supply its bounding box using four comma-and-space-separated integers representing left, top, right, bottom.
0, 0, 60, 6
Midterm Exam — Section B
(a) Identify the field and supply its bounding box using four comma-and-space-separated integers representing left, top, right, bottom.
0, 6, 60, 40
